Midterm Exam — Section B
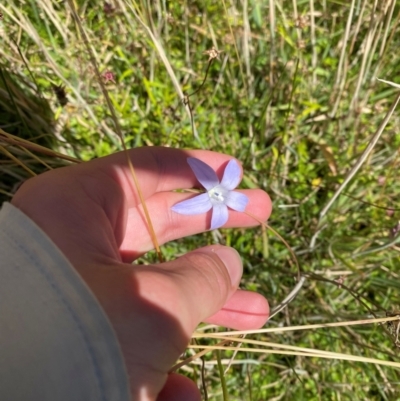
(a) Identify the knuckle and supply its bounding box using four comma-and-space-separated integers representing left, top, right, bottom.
181, 251, 230, 297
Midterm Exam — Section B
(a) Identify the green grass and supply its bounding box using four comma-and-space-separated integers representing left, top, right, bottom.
2, 0, 400, 399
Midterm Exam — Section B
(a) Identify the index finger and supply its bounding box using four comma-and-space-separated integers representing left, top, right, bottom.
91, 147, 243, 207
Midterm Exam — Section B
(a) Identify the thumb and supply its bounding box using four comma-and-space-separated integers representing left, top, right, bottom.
92, 245, 245, 399
154, 245, 243, 336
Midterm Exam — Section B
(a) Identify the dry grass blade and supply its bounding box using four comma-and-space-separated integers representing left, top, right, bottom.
268, 0, 275, 87
0, 2, 101, 129
14, 146, 53, 170
126, 0, 198, 141
292, 0, 302, 42
242, 0, 252, 94
349, 0, 379, 111
269, 276, 306, 318
222, 275, 307, 374
194, 316, 400, 337
318, 90, 400, 222
171, 339, 232, 372
377, 78, 400, 89
309, 0, 317, 86
330, 0, 356, 117
187, 317, 400, 373
221, 0, 246, 94
0, 144, 36, 176
188, 344, 400, 369
66, 0, 162, 261
0, 129, 80, 163
372, 1, 400, 79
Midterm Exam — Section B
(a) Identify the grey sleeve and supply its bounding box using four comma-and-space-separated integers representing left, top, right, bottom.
0, 202, 130, 401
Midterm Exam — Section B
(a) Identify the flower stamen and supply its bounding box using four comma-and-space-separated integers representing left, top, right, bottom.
208, 187, 226, 202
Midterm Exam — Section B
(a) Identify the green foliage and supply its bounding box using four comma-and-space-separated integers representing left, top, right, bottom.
1, 0, 400, 399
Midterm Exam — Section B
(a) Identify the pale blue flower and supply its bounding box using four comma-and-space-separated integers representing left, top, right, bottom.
172, 157, 249, 230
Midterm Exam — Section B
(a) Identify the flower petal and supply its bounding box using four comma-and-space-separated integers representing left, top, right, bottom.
171, 193, 212, 215
210, 203, 229, 230
220, 159, 241, 190
187, 157, 219, 191
225, 191, 249, 212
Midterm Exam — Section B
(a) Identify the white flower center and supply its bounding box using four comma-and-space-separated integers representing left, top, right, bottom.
208, 186, 227, 203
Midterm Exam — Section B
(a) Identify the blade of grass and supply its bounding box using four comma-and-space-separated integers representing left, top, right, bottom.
221, 0, 247, 95
319, 89, 400, 222
126, 0, 199, 142
217, 349, 229, 401
0, 128, 81, 163
194, 316, 400, 337
330, 0, 356, 118
0, 145, 36, 176
66, 0, 163, 261
188, 344, 400, 369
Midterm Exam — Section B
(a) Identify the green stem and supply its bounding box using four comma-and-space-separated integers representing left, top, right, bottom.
217, 349, 229, 401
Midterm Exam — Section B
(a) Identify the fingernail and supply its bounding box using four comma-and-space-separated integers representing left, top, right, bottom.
213, 247, 243, 286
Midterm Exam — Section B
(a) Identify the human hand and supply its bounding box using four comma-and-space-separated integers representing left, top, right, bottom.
12, 147, 272, 401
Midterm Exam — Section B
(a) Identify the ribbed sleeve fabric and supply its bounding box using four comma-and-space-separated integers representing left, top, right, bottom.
0, 202, 130, 401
